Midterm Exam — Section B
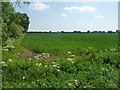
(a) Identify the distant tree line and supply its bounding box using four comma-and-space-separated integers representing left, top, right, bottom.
28, 30, 120, 34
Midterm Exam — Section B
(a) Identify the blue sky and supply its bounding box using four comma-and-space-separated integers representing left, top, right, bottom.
14, 2, 118, 32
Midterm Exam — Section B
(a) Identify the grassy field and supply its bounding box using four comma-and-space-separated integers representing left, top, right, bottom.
2, 33, 119, 88
22, 33, 118, 53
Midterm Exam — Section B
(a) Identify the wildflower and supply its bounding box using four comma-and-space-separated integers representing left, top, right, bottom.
71, 55, 75, 57
38, 54, 42, 57
67, 58, 73, 61
17, 53, 20, 55
3, 64, 8, 67
34, 56, 37, 59
29, 58, 32, 61
52, 62, 56, 64
67, 51, 72, 54
68, 83, 72, 86
57, 69, 60, 72
74, 80, 78, 82
74, 80, 79, 85
2, 49, 9, 51
1, 61, 5, 64
8, 59, 12, 62
23, 76, 25, 80
53, 65, 57, 67
10, 45, 15, 49
41, 53, 50, 58
1, 61, 7, 67
38, 63, 42, 66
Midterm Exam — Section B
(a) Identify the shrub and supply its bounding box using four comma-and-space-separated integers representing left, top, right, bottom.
2, 23, 8, 45
9, 22, 22, 38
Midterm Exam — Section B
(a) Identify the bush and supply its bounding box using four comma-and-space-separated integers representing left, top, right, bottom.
2, 23, 8, 45
9, 22, 22, 38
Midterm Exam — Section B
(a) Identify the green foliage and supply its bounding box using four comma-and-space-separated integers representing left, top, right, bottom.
2, 23, 8, 45
13, 12, 30, 33
2, 2, 15, 25
2, 2, 30, 45
2, 33, 119, 88
9, 22, 22, 38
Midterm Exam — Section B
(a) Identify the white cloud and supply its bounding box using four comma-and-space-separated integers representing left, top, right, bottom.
61, 13, 67, 17
30, 2, 50, 11
64, 6, 96, 13
95, 15, 104, 19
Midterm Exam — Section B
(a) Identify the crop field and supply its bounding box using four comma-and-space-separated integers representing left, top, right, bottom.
2, 33, 119, 88
22, 33, 118, 53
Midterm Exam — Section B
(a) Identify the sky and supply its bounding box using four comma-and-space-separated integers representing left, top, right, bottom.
14, 2, 118, 32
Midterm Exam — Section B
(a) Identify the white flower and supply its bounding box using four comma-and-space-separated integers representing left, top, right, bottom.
36, 63, 42, 66
42, 53, 50, 58
53, 65, 57, 67
67, 51, 72, 54
75, 80, 78, 83
68, 83, 72, 86
45, 65, 47, 67
38, 54, 42, 57
38, 63, 42, 66
17, 53, 20, 55
1, 61, 5, 64
71, 55, 75, 57
23, 76, 25, 79
52, 62, 56, 64
2, 49, 9, 51
67, 58, 73, 61
1, 61, 7, 66
57, 69, 60, 72
8, 59, 12, 62
74, 80, 79, 85
10, 45, 15, 49
29, 58, 32, 61
34, 56, 37, 58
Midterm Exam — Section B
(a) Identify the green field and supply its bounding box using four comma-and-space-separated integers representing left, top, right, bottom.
22, 33, 118, 53
2, 33, 119, 88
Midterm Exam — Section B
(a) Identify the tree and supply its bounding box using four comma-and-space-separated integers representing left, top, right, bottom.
2, 2, 30, 45
87, 30, 90, 33
13, 12, 30, 32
